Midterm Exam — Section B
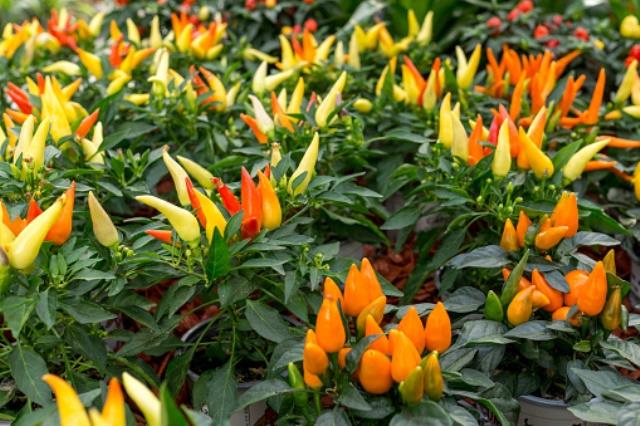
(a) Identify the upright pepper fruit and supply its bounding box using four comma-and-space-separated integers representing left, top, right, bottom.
365, 314, 390, 354
564, 269, 589, 306
600, 286, 622, 331
185, 179, 226, 242
88, 191, 119, 248
424, 302, 451, 353
42, 374, 91, 426
492, 120, 512, 177
342, 264, 368, 316
484, 290, 504, 322
163, 149, 191, 207
577, 261, 607, 316
550, 192, 578, 237
287, 363, 308, 415
46, 182, 76, 246
399, 366, 424, 405
303, 330, 329, 375
422, 351, 444, 401
398, 306, 425, 354
516, 210, 531, 248
389, 329, 421, 382
360, 257, 385, 301
358, 349, 393, 394
240, 167, 262, 238
315, 295, 346, 353
213, 177, 241, 215
322, 277, 343, 305
500, 218, 518, 251
289, 132, 320, 196
507, 286, 534, 325
257, 170, 282, 230
122, 373, 160, 426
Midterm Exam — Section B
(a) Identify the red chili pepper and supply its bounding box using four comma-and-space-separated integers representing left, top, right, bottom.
212, 177, 241, 215
264, 164, 271, 179
240, 167, 262, 238
517, 0, 533, 13
304, 18, 318, 32
36, 73, 45, 94
76, 109, 100, 139
185, 178, 206, 227
487, 17, 501, 33
574, 27, 589, 41
534, 25, 549, 39
26, 198, 42, 222
145, 229, 173, 243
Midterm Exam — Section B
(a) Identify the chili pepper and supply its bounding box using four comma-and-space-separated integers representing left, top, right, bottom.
271, 92, 294, 132
26, 198, 43, 222
365, 314, 390, 355
163, 149, 191, 207
422, 351, 444, 401
177, 156, 214, 190
598, 136, 640, 149
303, 367, 322, 390
552, 306, 581, 327
342, 263, 368, 316
510, 75, 526, 121
240, 167, 262, 238
145, 229, 173, 244
76, 48, 103, 79
456, 44, 481, 89
564, 269, 589, 306
500, 218, 518, 252
581, 68, 605, 125
287, 363, 308, 413
531, 289, 551, 309
563, 140, 608, 182
516, 210, 531, 247
135, 195, 200, 244
8, 194, 65, 269
451, 112, 469, 162
603, 249, 616, 275
356, 295, 386, 335
360, 257, 385, 301
484, 290, 504, 322
185, 179, 226, 241
42, 374, 92, 426
354, 98, 373, 113
492, 120, 511, 177
550, 192, 578, 237
122, 373, 160, 426
398, 306, 425, 354
289, 132, 319, 196
359, 349, 393, 394
390, 329, 421, 383
577, 261, 607, 316
468, 115, 485, 165
212, 177, 241, 216
257, 171, 281, 230
507, 286, 535, 325
438, 93, 453, 148
531, 269, 562, 312
98, 378, 125, 426
600, 286, 622, 331
323, 277, 343, 306
240, 114, 268, 144
287, 77, 305, 118
88, 191, 119, 248
520, 128, 553, 178
304, 330, 329, 375
534, 225, 568, 251
315, 295, 346, 353
315, 71, 346, 128
399, 365, 424, 405
424, 302, 451, 353
338, 347, 351, 369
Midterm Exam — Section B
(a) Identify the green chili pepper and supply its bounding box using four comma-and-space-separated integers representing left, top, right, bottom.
484, 290, 504, 322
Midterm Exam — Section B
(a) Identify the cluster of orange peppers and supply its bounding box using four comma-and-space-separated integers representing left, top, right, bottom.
500, 191, 578, 253
293, 258, 450, 405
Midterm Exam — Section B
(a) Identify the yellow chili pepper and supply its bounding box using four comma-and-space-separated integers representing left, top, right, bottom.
450, 112, 469, 162
177, 156, 215, 190
389, 329, 421, 383
122, 373, 160, 426
315, 295, 346, 353
492, 120, 512, 177
303, 329, 329, 375
354, 98, 373, 113
42, 374, 91, 426
615, 59, 637, 103
186, 182, 226, 242
288, 132, 319, 196
563, 140, 609, 182
603, 249, 617, 275
507, 286, 535, 325
358, 349, 393, 394
162, 149, 191, 206
8, 194, 64, 269
287, 77, 305, 118
424, 302, 451, 353
315, 71, 347, 128
77, 48, 103, 79
356, 295, 386, 335
398, 306, 425, 354
519, 128, 554, 179
500, 218, 519, 252
88, 191, 119, 248
422, 351, 444, 401
416, 11, 433, 45
456, 44, 481, 90
438, 93, 453, 148
135, 195, 200, 244
600, 286, 622, 331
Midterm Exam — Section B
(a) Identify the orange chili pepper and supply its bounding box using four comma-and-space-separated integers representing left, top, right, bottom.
365, 314, 390, 355
500, 218, 518, 252
360, 258, 385, 301
342, 264, 368, 317
581, 68, 605, 125
338, 347, 351, 369
577, 261, 607, 316
507, 286, 535, 325
145, 229, 173, 243
502, 268, 532, 291
322, 277, 343, 306
534, 226, 568, 251
468, 115, 485, 166
552, 306, 582, 327
397, 306, 425, 354
76, 108, 100, 139
424, 302, 451, 353
359, 349, 393, 394
598, 135, 640, 149
315, 295, 346, 353
26, 198, 43, 222
564, 270, 589, 306
303, 329, 329, 375
516, 210, 531, 247
550, 192, 578, 237
356, 295, 386, 335
46, 181, 76, 245
585, 160, 617, 171
531, 269, 563, 312
389, 329, 421, 383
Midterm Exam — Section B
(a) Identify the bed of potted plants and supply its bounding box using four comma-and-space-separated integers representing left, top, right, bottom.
1, 0, 640, 425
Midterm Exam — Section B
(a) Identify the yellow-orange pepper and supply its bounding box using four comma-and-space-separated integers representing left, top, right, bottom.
500, 218, 518, 252
389, 329, 421, 383
534, 226, 568, 251
342, 264, 368, 316
507, 286, 535, 325
577, 261, 607, 316
564, 270, 589, 306
356, 295, 386, 335
315, 295, 346, 353
398, 306, 425, 354
422, 351, 444, 401
552, 306, 582, 326
303, 330, 329, 375
550, 192, 578, 237
516, 210, 531, 248
46, 182, 76, 246
424, 302, 451, 353
365, 314, 390, 355
531, 269, 563, 312
322, 277, 343, 305
359, 349, 393, 394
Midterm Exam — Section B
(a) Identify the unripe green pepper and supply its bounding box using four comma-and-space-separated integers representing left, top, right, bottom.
484, 290, 504, 322
600, 287, 622, 331
399, 366, 424, 405
422, 351, 444, 401
0, 248, 9, 295
288, 362, 308, 414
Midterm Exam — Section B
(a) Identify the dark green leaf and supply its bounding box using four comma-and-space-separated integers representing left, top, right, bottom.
206, 229, 231, 283
245, 300, 290, 343
9, 345, 50, 405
